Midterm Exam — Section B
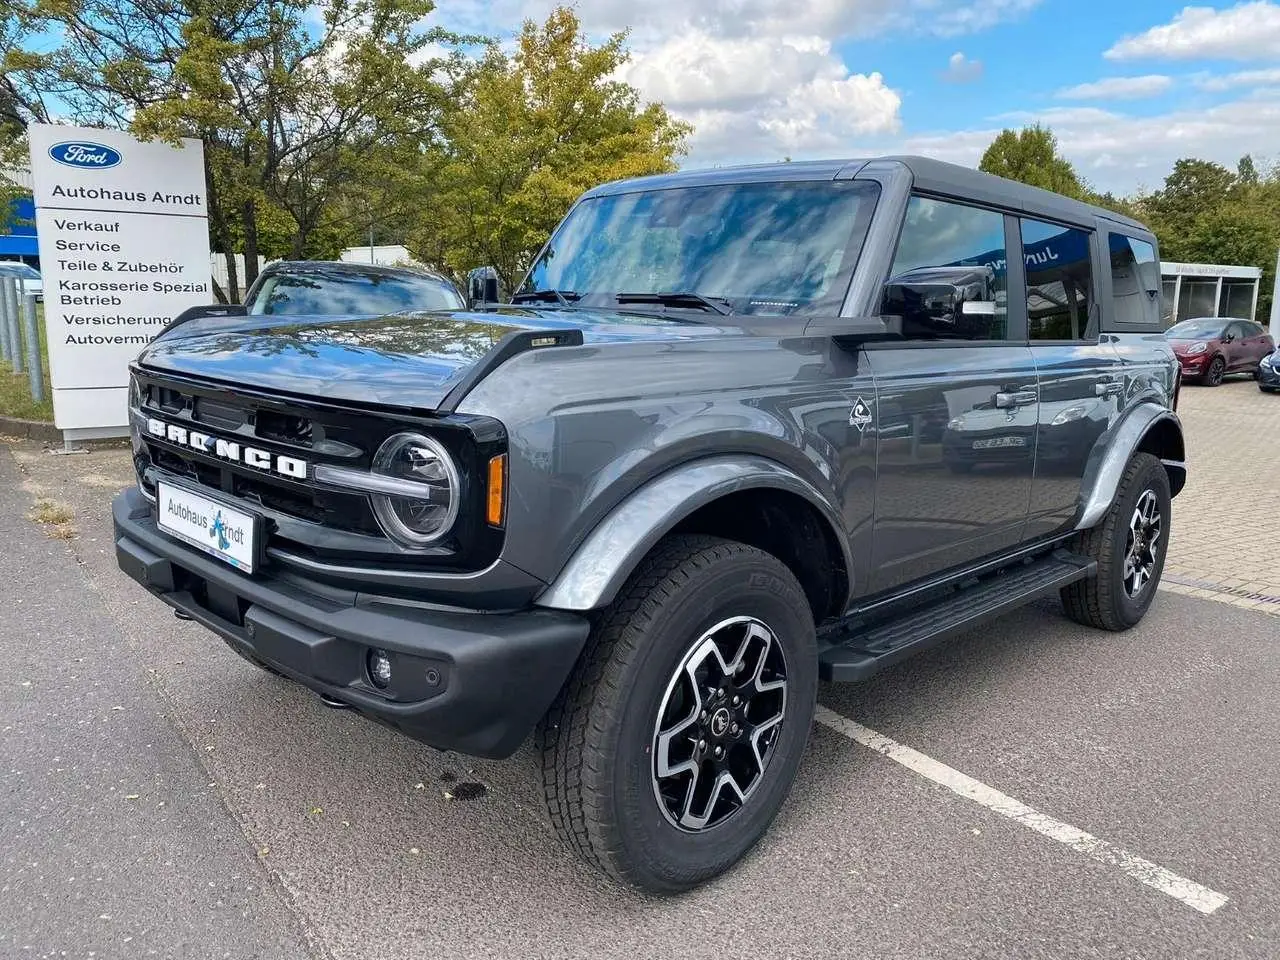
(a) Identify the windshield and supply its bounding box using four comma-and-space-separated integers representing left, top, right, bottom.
1165, 318, 1225, 340
520, 180, 879, 316
0, 263, 40, 280
247, 269, 464, 316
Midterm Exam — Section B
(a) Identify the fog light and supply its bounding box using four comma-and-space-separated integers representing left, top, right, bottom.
368, 649, 392, 688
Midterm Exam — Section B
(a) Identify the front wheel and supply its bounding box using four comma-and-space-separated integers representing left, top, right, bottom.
538, 535, 817, 893
1061, 452, 1171, 631
1204, 355, 1226, 386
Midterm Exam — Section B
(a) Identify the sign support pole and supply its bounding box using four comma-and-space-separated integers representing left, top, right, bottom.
0, 277, 13, 364
8, 280, 25, 375
23, 293, 44, 403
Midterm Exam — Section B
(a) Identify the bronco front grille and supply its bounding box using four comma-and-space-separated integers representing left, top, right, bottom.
131, 368, 509, 574
134, 373, 381, 540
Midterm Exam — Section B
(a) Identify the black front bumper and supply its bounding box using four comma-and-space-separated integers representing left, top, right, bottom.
1259, 363, 1280, 389
113, 487, 590, 759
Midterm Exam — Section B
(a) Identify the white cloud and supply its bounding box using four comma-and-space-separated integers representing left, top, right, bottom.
900, 95, 1280, 192
1105, 1, 1280, 61
429, 0, 1041, 45
623, 34, 846, 113
1194, 66, 1280, 90
942, 52, 984, 83
906, 0, 1042, 36
622, 32, 901, 161
1054, 75, 1173, 100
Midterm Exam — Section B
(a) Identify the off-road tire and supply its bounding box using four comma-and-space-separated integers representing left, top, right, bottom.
537, 534, 817, 893
1061, 452, 1171, 631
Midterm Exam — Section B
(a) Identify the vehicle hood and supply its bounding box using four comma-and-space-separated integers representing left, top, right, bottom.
137, 307, 732, 409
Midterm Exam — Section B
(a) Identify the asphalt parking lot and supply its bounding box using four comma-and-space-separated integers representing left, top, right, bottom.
3, 378, 1278, 960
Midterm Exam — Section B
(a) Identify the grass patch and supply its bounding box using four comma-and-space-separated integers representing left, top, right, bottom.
0, 302, 53, 422
30, 498, 74, 525
29, 496, 77, 540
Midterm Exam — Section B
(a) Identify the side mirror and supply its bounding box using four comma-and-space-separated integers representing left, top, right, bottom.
1222, 332, 1235, 343
882, 266, 999, 340
467, 266, 501, 307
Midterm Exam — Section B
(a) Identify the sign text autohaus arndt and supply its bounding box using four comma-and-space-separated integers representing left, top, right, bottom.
28, 124, 211, 433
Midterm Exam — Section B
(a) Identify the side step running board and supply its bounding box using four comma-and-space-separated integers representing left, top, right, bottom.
818, 551, 1096, 682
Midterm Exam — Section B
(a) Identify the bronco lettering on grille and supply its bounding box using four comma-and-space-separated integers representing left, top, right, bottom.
146, 417, 308, 480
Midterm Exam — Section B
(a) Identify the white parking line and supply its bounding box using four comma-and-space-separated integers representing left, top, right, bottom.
814, 706, 1229, 915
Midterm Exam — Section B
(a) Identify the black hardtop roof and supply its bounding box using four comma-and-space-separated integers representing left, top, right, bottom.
581, 155, 1151, 236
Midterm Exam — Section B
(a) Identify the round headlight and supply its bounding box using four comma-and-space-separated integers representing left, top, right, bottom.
370, 432, 460, 547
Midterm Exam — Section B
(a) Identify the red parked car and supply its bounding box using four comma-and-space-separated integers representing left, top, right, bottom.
1165, 317, 1276, 386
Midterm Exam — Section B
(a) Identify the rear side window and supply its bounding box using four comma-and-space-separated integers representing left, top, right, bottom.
1108, 234, 1161, 328
1022, 218, 1094, 340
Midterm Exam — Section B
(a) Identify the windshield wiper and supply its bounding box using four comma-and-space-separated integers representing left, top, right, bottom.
615, 291, 734, 316
510, 289, 581, 306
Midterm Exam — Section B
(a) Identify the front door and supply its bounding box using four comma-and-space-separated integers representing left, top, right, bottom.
867, 344, 1039, 592
865, 194, 1036, 594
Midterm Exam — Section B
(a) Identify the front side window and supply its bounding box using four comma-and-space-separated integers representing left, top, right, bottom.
885, 196, 1008, 340
520, 180, 880, 317
1023, 219, 1094, 341
1108, 234, 1160, 327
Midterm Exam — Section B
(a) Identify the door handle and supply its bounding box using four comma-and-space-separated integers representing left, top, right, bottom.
994, 390, 1037, 409
1095, 379, 1123, 398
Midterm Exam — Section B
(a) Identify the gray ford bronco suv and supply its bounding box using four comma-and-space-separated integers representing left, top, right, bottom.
113, 156, 1184, 892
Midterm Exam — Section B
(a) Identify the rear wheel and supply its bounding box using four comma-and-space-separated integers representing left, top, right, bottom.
538, 535, 817, 893
1204, 355, 1226, 386
1061, 453, 1171, 631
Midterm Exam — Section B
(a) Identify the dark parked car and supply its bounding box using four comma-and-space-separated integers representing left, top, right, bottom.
1165, 317, 1275, 385
244, 260, 465, 316
114, 156, 1184, 893
163, 261, 469, 339
1259, 343, 1280, 392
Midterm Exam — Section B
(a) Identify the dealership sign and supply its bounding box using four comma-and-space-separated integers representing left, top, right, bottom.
28, 124, 211, 434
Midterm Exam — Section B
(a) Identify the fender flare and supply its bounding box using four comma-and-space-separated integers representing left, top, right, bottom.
534, 455, 853, 612
1075, 403, 1186, 531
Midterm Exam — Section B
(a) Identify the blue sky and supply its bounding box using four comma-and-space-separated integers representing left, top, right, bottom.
431, 0, 1280, 195
21, 1, 1280, 196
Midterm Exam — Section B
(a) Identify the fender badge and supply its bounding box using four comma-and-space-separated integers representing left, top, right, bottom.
849, 397, 873, 432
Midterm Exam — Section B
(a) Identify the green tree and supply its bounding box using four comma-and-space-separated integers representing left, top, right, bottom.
4, 0, 459, 298
1236, 154, 1259, 187
410, 7, 691, 293
978, 124, 1084, 199
1141, 158, 1237, 257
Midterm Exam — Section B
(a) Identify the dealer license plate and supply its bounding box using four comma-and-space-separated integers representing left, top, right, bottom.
156, 481, 258, 574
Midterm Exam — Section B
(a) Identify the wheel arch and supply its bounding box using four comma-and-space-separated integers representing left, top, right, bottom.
534, 456, 852, 623
1075, 403, 1185, 531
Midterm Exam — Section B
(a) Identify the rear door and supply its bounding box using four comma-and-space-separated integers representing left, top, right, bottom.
1022, 218, 1123, 540
1224, 321, 1251, 370
1243, 321, 1274, 367
866, 195, 1037, 593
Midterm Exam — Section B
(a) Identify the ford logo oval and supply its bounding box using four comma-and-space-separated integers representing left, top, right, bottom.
48, 141, 122, 170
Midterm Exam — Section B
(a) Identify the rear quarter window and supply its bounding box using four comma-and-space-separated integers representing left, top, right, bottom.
1107, 233, 1162, 330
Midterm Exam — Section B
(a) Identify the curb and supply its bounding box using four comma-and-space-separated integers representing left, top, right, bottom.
0, 415, 61, 443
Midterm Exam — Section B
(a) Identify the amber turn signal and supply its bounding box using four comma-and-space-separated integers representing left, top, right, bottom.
486, 454, 507, 527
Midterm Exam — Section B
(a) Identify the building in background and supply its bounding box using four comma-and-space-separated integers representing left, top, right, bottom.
1, 165, 39, 266
340, 244, 422, 268
1160, 261, 1261, 328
